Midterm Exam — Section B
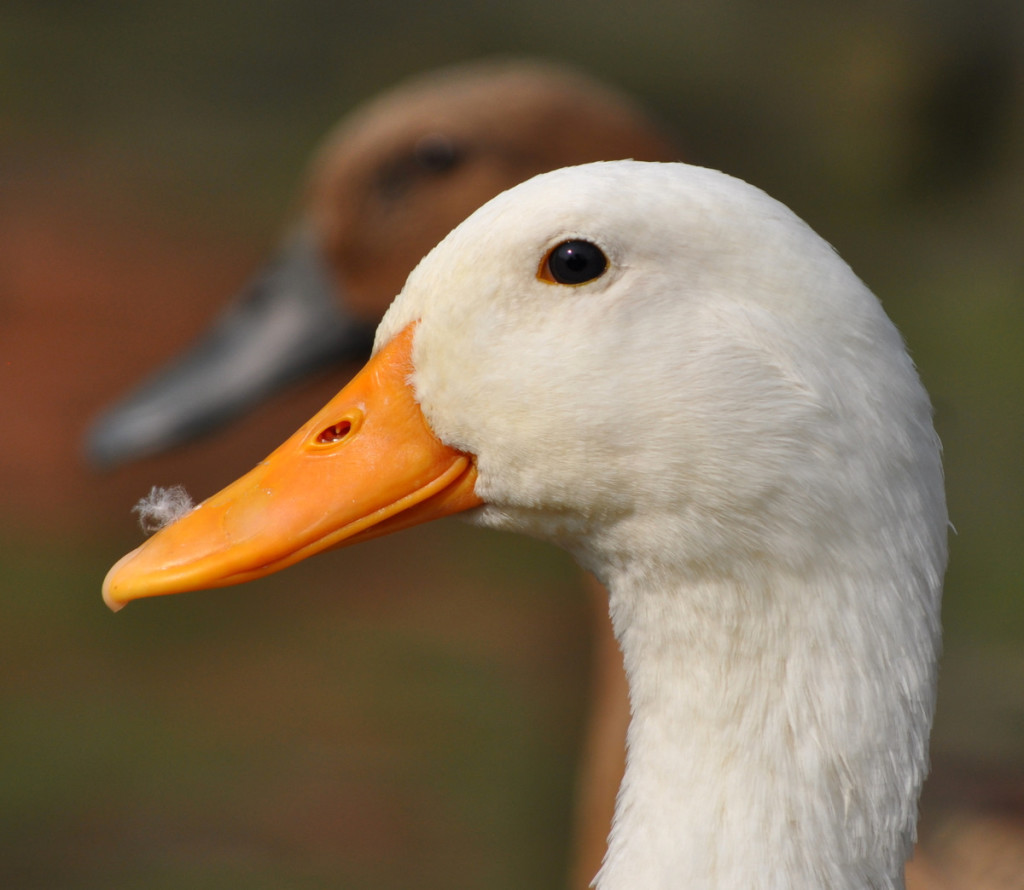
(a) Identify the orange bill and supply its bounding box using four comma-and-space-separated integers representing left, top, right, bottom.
102, 323, 481, 611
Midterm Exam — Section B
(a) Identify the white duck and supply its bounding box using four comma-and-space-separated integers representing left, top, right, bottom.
104, 160, 947, 889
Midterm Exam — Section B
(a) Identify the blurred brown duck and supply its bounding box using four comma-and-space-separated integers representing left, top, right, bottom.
86, 59, 677, 467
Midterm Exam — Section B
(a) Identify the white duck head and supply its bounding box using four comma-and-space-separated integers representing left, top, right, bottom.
104, 161, 946, 890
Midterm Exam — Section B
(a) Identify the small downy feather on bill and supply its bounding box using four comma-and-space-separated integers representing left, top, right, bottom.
131, 485, 195, 535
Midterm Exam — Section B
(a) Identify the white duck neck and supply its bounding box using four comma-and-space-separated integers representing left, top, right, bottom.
593, 555, 937, 890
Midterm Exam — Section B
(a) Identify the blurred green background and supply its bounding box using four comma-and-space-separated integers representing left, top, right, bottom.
2, 1, 1023, 887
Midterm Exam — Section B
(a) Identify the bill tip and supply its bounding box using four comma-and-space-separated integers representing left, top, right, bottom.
102, 548, 142, 612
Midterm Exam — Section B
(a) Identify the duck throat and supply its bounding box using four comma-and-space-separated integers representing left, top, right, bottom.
594, 562, 940, 890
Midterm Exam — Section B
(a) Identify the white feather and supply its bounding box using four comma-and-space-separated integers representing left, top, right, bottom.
132, 485, 195, 535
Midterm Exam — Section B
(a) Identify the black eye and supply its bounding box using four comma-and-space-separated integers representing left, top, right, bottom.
540, 240, 608, 285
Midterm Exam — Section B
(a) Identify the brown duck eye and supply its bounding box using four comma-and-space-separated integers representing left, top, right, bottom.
377, 134, 464, 199
539, 240, 608, 285
413, 134, 462, 173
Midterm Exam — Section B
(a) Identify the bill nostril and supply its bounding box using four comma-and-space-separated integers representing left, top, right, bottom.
317, 420, 352, 444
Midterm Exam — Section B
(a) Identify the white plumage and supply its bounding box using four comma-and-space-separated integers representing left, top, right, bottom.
375, 160, 947, 889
